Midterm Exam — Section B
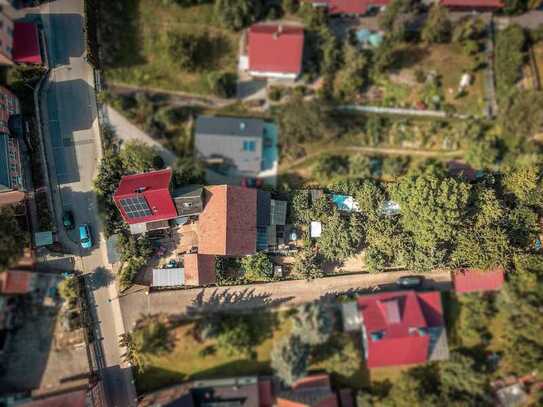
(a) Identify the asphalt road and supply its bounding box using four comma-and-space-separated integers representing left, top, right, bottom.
37, 0, 136, 405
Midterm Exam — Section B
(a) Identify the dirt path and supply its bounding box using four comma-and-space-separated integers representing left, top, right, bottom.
109, 83, 236, 108
280, 146, 464, 174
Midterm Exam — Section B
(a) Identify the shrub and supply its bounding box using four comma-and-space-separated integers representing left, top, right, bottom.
58, 276, 80, 305
271, 334, 310, 385
292, 303, 334, 345
241, 253, 274, 282
495, 25, 526, 97
313, 154, 349, 181
167, 31, 212, 71
207, 72, 237, 98
214, 0, 262, 30
268, 86, 284, 102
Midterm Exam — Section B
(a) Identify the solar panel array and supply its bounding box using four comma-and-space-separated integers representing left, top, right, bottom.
120, 196, 152, 219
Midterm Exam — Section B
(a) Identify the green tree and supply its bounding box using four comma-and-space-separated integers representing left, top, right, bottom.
289, 190, 311, 224
282, 0, 298, 14
334, 43, 369, 99
349, 154, 372, 178
58, 276, 79, 305
354, 179, 386, 217
207, 72, 237, 98
241, 253, 274, 282
292, 303, 334, 345
499, 91, 543, 147
319, 210, 365, 261
215, 315, 255, 357
214, 0, 261, 30
391, 169, 471, 250
421, 4, 451, 43
172, 157, 206, 186
465, 138, 499, 169
503, 157, 543, 207
0, 206, 26, 272
382, 156, 410, 178
271, 334, 310, 386
94, 151, 124, 236
440, 352, 487, 402
120, 316, 171, 372
277, 97, 333, 146
119, 141, 163, 174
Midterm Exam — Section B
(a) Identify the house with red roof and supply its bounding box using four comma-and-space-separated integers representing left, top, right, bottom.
114, 169, 285, 287
347, 290, 449, 368
277, 374, 341, 407
245, 23, 304, 79
440, 0, 504, 11
113, 168, 179, 235
307, 0, 390, 16
452, 268, 505, 293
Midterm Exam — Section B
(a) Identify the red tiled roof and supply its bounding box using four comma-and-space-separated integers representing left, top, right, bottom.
453, 268, 505, 293
306, 0, 389, 15
0, 270, 33, 294
12, 22, 42, 65
248, 24, 304, 75
113, 168, 178, 225
278, 374, 338, 407
440, 0, 504, 8
292, 374, 331, 391
357, 291, 444, 368
184, 254, 216, 286
198, 185, 257, 256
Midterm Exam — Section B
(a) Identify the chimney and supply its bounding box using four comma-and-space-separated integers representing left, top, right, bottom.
240, 121, 246, 131
273, 25, 283, 39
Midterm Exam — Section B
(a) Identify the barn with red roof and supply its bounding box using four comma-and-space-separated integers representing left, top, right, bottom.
452, 268, 505, 293
355, 290, 449, 368
247, 23, 304, 79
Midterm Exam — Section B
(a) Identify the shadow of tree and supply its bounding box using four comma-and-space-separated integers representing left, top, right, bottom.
186, 288, 295, 317
86, 266, 115, 290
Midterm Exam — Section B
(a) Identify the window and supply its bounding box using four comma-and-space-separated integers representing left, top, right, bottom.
243, 140, 256, 152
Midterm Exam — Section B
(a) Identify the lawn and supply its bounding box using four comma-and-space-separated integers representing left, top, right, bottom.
135, 311, 374, 394
103, 0, 239, 95
375, 43, 485, 115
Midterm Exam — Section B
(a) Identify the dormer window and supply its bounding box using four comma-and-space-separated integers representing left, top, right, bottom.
370, 331, 384, 341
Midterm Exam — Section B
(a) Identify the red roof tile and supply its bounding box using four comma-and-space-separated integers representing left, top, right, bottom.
440, 0, 504, 8
198, 185, 257, 256
13, 22, 42, 65
278, 374, 338, 407
248, 24, 304, 75
357, 291, 444, 368
0, 270, 33, 294
113, 168, 178, 225
306, 0, 389, 15
184, 254, 216, 286
453, 268, 505, 293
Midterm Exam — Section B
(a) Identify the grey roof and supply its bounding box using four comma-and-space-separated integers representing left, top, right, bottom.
195, 116, 265, 138
257, 190, 271, 227
173, 186, 204, 217
270, 199, 287, 226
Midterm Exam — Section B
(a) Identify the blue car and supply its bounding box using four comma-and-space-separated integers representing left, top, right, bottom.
79, 224, 93, 249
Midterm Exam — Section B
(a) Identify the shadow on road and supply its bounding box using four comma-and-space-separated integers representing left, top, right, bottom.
186, 288, 295, 317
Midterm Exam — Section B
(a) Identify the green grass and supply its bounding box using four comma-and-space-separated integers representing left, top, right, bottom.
135, 311, 373, 394
104, 1, 238, 95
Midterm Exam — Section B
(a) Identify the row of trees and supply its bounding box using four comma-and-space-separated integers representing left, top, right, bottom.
290, 157, 542, 273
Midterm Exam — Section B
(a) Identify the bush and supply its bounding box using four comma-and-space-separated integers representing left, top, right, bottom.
167, 31, 212, 71
241, 253, 274, 282
58, 276, 80, 305
421, 4, 451, 44
290, 247, 325, 280
214, 0, 262, 30
207, 72, 237, 98
313, 154, 349, 181
349, 154, 372, 178
268, 86, 284, 102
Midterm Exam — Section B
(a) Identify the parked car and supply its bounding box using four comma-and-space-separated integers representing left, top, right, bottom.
241, 177, 263, 188
79, 224, 93, 249
62, 210, 75, 230
396, 275, 425, 289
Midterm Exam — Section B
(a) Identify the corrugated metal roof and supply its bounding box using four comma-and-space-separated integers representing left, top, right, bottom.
0, 134, 10, 189
152, 268, 185, 287
270, 199, 287, 225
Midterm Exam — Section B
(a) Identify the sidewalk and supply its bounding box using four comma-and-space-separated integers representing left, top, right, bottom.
106, 105, 177, 166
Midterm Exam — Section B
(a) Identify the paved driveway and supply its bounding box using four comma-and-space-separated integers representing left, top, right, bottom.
119, 270, 451, 330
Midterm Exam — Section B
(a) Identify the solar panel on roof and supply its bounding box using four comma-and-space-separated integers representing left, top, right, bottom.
120, 196, 152, 219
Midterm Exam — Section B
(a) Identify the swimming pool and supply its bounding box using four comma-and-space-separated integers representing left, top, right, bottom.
261, 123, 278, 171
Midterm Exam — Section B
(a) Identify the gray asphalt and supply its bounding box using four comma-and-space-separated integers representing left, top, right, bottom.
37, 1, 137, 405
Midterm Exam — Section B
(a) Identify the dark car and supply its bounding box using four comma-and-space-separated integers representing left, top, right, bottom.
62, 210, 75, 230
396, 275, 425, 289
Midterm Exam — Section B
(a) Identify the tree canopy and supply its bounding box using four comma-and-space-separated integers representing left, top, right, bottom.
0, 206, 26, 272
